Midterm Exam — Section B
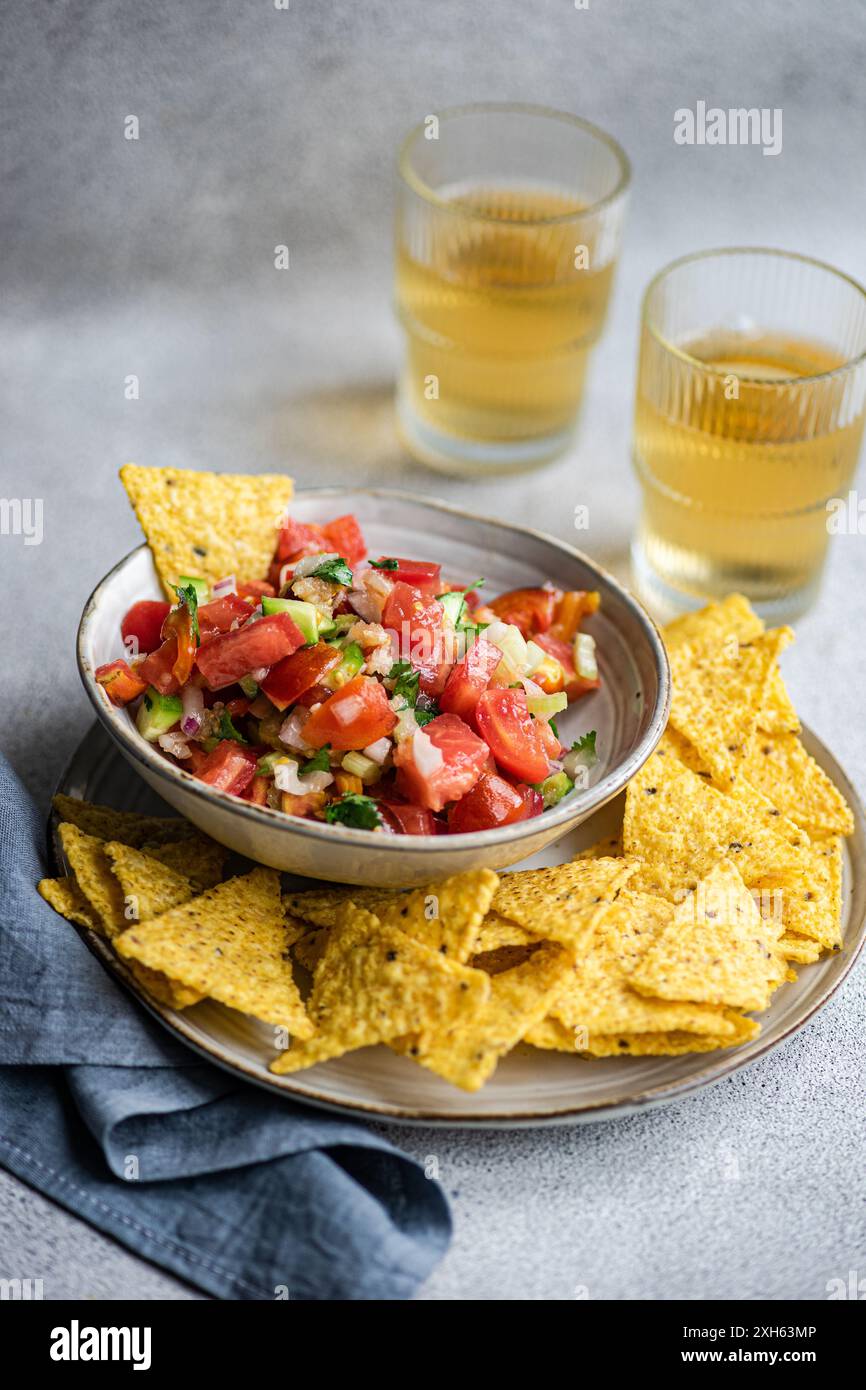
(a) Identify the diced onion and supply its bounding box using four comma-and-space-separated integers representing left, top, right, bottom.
279, 707, 312, 752
212, 574, 237, 597
332, 694, 364, 726
393, 707, 420, 743
158, 730, 191, 758
250, 666, 269, 682
412, 728, 443, 777
523, 640, 547, 676
363, 736, 391, 764
292, 552, 338, 580
485, 620, 529, 673
273, 759, 334, 795
180, 684, 205, 735
574, 632, 598, 681
519, 675, 546, 700
347, 588, 378, 622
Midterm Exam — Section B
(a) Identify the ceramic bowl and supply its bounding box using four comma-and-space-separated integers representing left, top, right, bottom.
77, 488, 670, 886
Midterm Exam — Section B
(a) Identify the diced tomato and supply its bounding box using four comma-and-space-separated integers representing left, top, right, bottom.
121, 600, 171, 656
487, 586, 559, 638
534, 632, 601, 702
137, 637, 180, 695
378, 800, 437, 836
536, 715, 562, 761
276, 517, 328, 563
323, 515, 366, 566
224, 696, 251, 718
260, 642, 342, 712
548, 589, 600, 642
185, 743, 209, 774
198, 594, 255, 643
241, 775, 270, 806
193, 741, 259, 796
393, 712, 488, 813
195, 613, 305, 690
474, 688, 551, 784
237, 580, 275, 601
296, 682, 337, 709
446, 769, 540, 833
382, 581, 452, 696
160, 601, 198, 685
439, 638, 502, 723
376, 558, 441, 597
94, 659, 147, 706
302, 674, 397, 751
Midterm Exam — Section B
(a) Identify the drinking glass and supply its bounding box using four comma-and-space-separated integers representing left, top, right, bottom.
394, 103, 630, 475
631, 248, 866, 622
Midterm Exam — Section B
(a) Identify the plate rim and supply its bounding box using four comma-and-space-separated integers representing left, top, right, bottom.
76, 485, 671, 856
49, 720, 866, 1128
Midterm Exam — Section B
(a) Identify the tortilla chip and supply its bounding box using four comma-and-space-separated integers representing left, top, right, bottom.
777, 836, 843, 949
104, 841, 195, 922
623, 750, 805, 903
470, 944, 539, 974
663, 593, 764, 656
59, 824, 129, 937
116, 868, 312, 1035
744, 734, 854, 837
292, 927, 327, 974
630, 860, 787, 1011
270, 904, 490, 1074
141, 837, 226, 891
473, 912, 536, 954
759, 667, 801, 735
53, 794, 197, 848
120, 464, 293, 597
287, 869, 498, 971
550, 888, 739, 1036
396, 944, 573, 1091
572, 835, 624, 861
778, 933, 824, 964
668, 628, 792, 789
491, 858, 636, 952
526, 1012, 760, 1055
38, 876, 100, 931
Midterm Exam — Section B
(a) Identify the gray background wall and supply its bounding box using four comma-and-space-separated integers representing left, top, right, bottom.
2, 0, 865, 1302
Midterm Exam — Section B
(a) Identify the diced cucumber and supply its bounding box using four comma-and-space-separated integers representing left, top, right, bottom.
538, 770, 574, 809
526, 691, 568, 719
136, 686, 183, 742
574, 631, 598, 681
177, 575, 210, 605
323, 641, 364, 690
238, 674, 259, 698
436, 590, 467, 626
256, 750, 285, 776
261, 596, 333, 643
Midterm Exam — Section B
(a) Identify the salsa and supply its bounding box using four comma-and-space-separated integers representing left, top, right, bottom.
95, 514, 601, 834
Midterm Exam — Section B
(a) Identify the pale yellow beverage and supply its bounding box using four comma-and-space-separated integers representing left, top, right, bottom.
396, 186, 615, 452
631, 250, 866, 620
395, 106, 630, 473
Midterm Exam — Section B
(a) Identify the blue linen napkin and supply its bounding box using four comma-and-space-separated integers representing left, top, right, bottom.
0, 752, 450, 1299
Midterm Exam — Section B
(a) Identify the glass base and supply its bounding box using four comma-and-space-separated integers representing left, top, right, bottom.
630, 539, 823, 626
396, 387, 575, 477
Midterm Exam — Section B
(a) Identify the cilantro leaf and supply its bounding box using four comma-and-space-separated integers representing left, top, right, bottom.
172, 582, 200, 643
300, 746, 331, 775
387, 660, 420, 706
324, 793, 383, 830
412, 708, 436, 727
312, 556, 354, 587
549, 717, 560, 740
572, 730, 597, 757
216, 710, 248, 744
369, 557, 399, 570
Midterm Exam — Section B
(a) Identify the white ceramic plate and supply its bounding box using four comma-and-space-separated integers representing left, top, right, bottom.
51, 722, 865, 1127
77, 488, 669, 885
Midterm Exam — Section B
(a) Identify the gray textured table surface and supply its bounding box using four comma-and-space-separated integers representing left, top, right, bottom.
2, 0, 864, 1300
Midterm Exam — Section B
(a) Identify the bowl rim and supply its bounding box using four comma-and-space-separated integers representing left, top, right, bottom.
77, 486, 671, 853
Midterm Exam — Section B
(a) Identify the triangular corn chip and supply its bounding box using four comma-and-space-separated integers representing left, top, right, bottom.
758, 667, 801, 734
668, 628, 792, 788
526, 1012, 760, 1056
53, 794, 197, 848
491, 858, 636, 952
630, 860, 787, 1011
550, 889, 739, 1036
395, 944, 572, 1091
38, 876, 100, 931
104, 841, 195, 923
744, 734, 853, 837
663, 593, 764, 655
270, 904, 489, 1073
120, 464, 293, 597
116, 868, 312, 1035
